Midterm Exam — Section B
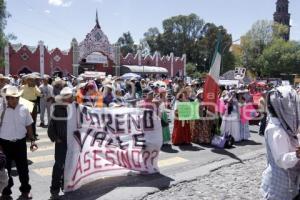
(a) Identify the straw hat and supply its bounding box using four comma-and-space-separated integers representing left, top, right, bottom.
25, 73, 40, 80
55, 87, 73, 102
52, 77, 66, 86
196, 89, 204, 97
4, 85, 23, 97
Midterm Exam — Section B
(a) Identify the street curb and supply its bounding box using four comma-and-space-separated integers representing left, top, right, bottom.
98, 148, 266, 200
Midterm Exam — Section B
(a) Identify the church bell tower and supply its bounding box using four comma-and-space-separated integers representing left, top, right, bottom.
274, 0, 291, 41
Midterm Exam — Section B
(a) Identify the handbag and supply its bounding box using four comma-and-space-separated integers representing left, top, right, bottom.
211, 131, 234, 149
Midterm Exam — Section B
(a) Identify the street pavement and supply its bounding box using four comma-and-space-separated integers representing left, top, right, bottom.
9, 117, 265, 200
143, 155, 266, 200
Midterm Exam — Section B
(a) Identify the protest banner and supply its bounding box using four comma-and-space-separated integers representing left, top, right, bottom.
177, 102, 199, 120
64, 105, 163, 192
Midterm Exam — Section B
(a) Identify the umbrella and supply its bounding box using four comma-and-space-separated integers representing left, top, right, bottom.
121, 73, 141, 80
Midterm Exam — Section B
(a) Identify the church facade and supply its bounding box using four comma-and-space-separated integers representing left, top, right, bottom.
3, 15, 186, 77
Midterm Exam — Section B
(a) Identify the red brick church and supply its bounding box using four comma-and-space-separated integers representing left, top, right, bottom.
3, 14, 186, 77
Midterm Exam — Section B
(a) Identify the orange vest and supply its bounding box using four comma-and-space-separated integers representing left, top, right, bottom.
76, 90, 103, 108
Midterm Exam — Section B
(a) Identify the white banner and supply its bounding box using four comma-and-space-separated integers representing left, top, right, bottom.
86, 52, 108, 64
234, 67, 246, 80
64, 105, 163, 192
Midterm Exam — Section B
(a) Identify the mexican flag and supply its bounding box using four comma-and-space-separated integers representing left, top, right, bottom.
203, 35, 222, 113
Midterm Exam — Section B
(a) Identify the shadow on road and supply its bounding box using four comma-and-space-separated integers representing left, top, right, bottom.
161, 144, 179, 153
178, 144, 204, 152
211, 148, 244, 164
62, 173, 174, 200
235, 140, 262, 147
250, 130, 258, 133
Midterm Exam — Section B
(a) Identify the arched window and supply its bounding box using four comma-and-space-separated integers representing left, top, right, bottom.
19, 67, 32, 74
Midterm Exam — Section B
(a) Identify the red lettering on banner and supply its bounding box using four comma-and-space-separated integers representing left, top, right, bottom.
120, 150, 132, 169
150, 150, 159, 165
104, 149, 116, 167
131, 150, 141, 168
93, 150, 102, 169
142, 151, 150, 169
83, 151, 91, 172
72, 155, 83, 181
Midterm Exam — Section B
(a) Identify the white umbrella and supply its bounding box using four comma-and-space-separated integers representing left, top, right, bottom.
121, 73, 141, 80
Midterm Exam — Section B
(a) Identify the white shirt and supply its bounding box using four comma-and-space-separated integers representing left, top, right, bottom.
266, 117, 299, 170
39, 84, 54, 99
0, 104, 33, 141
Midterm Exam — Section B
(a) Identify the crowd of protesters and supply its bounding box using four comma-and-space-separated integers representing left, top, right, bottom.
0, 72, 299, 199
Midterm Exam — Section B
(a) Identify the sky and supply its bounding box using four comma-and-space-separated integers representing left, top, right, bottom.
4, 0, 300, 50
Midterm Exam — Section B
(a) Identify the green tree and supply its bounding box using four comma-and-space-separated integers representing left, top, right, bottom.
0, 0, 15, 67
143, 27, 160, 54
198, 23, 233, 73
258, 38, 300, 77
116, 32, 136, 56
142, 14, 234, 74
0, 0, 8, 66
240, 20, 289, 76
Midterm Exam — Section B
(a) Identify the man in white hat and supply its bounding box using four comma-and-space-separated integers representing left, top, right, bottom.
0, 85, 37, 200
21, 74, 42, 140
48, 87, 76, 199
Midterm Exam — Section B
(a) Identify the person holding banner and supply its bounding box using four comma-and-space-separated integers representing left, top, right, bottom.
172, 89, 191, 146
48, 87, 75, 200
158, 88, 171, 145
191, 89, 213, 144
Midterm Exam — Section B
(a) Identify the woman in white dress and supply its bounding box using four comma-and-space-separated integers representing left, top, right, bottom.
220, 91, 241, 142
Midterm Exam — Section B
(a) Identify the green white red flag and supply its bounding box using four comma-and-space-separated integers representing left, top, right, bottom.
203, 35, 222, 113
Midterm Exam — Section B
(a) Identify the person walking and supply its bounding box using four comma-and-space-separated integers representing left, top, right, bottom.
48, 87, 76, 200
21, 74, 41, 140
258, 91, 267, 136
39, 76, 53, 127
0, 86, 38, 200
261, 86, 300, 200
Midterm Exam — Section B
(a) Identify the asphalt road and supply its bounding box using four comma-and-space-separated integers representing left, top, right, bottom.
9, 118, 265, 200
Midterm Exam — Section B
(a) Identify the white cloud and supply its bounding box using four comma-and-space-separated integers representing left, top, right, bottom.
27, 8, 33, 12
44, 10, 51, 14
93, 0, 103, 3
290, 19, 297, 27
62, 1, 72, 7
49, 0, 63, 6
48, 0, 72, 7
